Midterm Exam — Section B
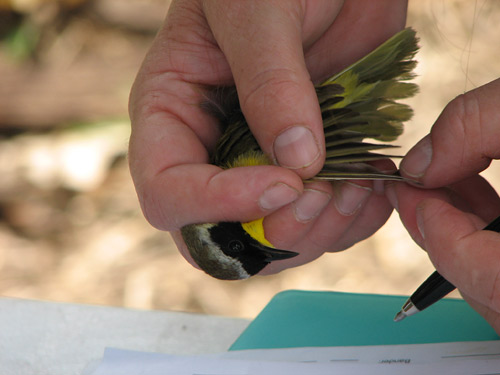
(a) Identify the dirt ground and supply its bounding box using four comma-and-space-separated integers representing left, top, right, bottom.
1, 0, 499, 319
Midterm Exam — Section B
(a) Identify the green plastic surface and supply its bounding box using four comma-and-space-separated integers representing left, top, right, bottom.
230, 290, 498, 350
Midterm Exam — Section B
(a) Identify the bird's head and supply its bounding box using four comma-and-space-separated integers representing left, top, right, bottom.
180, 222, 298, 280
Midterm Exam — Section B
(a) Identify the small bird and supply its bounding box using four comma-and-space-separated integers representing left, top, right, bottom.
181, 28, 419, 280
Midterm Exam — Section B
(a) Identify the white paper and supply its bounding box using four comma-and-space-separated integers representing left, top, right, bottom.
216, 340, 500, 364
86, 341, 500, 375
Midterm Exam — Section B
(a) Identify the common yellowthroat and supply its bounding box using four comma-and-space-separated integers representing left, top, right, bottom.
181, 28, 419, 280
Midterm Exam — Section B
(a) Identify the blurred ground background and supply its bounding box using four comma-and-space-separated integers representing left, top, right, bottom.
0, 0, 499, 319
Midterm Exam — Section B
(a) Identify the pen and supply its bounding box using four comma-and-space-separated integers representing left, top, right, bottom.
394, 214, 500, 322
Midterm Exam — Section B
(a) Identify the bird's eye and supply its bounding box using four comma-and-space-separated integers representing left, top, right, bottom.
228, 240, 244, 253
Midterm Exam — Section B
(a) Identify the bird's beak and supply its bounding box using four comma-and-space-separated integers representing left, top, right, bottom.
258, 245, 298, 262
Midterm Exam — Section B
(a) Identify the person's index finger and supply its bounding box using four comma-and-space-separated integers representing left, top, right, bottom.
136, 163, 303, 232
203, 1, 327, 179
129, 99, 304, 232
401, 78, 500, 187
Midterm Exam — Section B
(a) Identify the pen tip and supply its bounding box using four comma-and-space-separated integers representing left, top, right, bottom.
393, 311, 407, 322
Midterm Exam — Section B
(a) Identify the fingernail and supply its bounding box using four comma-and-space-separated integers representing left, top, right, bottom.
259, 182, 300, 211
273, 126, 320, 169
385, 182, 399, 211
401, 135, 433, 178
416, 204, 426, 239
334, 182, 372, 216
293, 188, 331, 222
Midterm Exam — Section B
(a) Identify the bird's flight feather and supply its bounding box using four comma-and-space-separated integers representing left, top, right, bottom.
203, 27, 419, 181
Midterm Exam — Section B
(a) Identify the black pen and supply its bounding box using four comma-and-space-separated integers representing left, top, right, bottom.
394, 214, 500, 322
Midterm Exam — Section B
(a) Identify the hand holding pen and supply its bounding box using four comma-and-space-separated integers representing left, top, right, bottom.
394, 215, 500, 321
385, 78, 500, 334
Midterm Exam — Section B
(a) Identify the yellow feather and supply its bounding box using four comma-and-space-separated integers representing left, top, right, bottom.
241, 218, 274, 248
225, 151, 270, 168
325, 70, 375, 109
226, 152, 274, 248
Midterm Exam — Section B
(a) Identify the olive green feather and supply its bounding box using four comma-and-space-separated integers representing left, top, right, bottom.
204, 27, 419, 181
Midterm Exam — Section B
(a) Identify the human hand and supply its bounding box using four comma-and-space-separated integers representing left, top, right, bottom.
128, 0, 408, 275
386, 78, 500, 333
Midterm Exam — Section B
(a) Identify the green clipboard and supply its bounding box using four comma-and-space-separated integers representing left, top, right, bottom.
230, 290, 499, 350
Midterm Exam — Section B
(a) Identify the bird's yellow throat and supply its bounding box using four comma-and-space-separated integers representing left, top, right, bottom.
241, 217, 274, 248
227, 151, 275, 248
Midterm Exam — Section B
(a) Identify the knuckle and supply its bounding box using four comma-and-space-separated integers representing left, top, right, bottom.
240, 68, 304, 115
454, 90, 481, 123
136, 181, 174, 232
445, 91, 482, 155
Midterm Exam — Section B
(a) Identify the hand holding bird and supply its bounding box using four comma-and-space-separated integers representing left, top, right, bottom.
129, 0, 410, 277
